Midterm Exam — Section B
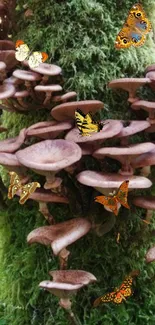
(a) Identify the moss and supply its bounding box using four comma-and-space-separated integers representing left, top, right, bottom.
0, 0, 155, 324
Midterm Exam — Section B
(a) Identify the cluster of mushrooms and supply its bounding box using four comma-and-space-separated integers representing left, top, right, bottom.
0, 37, 155, 322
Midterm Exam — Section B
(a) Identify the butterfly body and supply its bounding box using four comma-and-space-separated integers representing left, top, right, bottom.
93, 276, 133, 307
95, 180, 130, 216
8, 171, 41, 204
75, 109, 103, 137
15, 40, 48, 69
115, 3, 152, 49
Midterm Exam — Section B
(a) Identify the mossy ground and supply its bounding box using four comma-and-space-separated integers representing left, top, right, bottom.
0, 0, 155, 324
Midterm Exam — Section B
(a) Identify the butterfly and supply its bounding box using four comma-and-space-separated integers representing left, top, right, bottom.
93, 275, 133, 307
75, 109, 103, 136
94, 180, 130, 216
115, 3, 152, 49
15, 40, 48, 69
8, 171, 41, 204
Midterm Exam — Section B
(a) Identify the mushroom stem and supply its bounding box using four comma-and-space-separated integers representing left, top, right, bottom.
39, 201, 55, 224
43, 91, 52, 106
145, 209, 153, 223
17, 97, 29, 109
40, 75, 49, 85
119, 160, 134, 176
59, 248, 70, 270
140, 166, 151, 177
60, 299, 81, 325
25, 81, 37, 101
44, 175, 63, 192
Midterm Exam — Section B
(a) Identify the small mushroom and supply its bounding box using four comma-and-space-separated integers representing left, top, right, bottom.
93, 143, 155, 176
131, 100, 155, 124
146, 246, 155, 263
145, 71, 155, 91
29, 63, 62, 84
108, 78, 151, 103
26, 120, 73, 139
115, 120, 151, 146
51, 100, 104, 121
16, 139, 82, 191
27, 217, 91, 269
0, 50, 17, 71
39, 269, 96, 324
13, 69, 41, 100
132, 196, 155, 224
34, 84, 62, 106
52, 91, 77, 103
0, 61, 6, 82
0, 128, 27, 153
131, 147, 155, 176
0, 152, 29, 183
16, 188, 69, 224
13, 90, 29, 110
0, 40, 15, 50
0, 83, 15, 99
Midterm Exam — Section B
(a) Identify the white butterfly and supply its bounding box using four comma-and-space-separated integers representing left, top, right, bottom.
15, 40, 48, 69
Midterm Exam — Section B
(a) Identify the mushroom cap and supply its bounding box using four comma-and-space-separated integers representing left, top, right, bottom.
0, 40, 15, 50
16, 188, 69, 203
13, 69, 41, 81
26, 121, 73, 139
146, 246, 155, 263
30, 63, 62, 75
145, 64, 155, 74
34, 84, 62, 92
0, 128, 27, 153
93, 143, 155, 159
131, 100, 155, 112
3, 76, 24, 85
65, 120, 123, 143
132, 196, 155, 210
109, 78, 151, 91
49, 270, 97, 285
131, 148, 155, 168
27, 217, 92, 255
0, 50, 17, 70
0, 84, 15, 99
60, 92, 77, 101
39, 280, 83, 293
13, 90, 29, 98
51, 100, 104, 121
0, 152, 22, 167
76, 171, 152, 189
0, 61, 6, 70
16, 139, 82, 171
115, 120, 150, 138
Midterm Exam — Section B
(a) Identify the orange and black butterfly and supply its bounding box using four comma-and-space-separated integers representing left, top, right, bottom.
8, 171, 41, 204
94, 180, 130, 216
93, 275, 133, 307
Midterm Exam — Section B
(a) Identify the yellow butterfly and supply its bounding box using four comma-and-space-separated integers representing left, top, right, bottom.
75, 109, 103, 136
8, 171, 41, 204
15, 40, 48, 69
115, 3, 152, 49
93, 275, 133, 307
95, 180, 130, 216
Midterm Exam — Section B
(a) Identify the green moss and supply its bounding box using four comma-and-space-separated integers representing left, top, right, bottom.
0, 0, 155, 324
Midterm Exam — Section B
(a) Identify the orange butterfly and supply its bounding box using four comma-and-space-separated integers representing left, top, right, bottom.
93, 275, 133, 307
15, 40, 48, 69
94, 180, 130, 216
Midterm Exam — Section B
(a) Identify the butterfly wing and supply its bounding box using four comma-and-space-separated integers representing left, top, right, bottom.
8, 171, 22, 199
15, 40, 30, 61
95, 195, 118, 216
93, 291, 116, 307
126, 3, 152, 33
19, 182, 41, 204
75, 109, 86, 134
119, 276, 133, 298
28, 51, 48, 69
84, 112, 102, 134
116, 180, 130, 209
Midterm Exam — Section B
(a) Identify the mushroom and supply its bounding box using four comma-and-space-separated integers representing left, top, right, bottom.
146, 246, 155, 263
39, 269, 96, 324
93, 143, 155, 176
16, 139, 82, 191
115, 120, 151, 146
27, 217, 91, 269
145, 71, 155, 91
26, 120, 73, 139
0, 50, 17, 71
132, 196, 155, 224
131, 100, 155, 124
16, 188, 69, 224
0, 152, 29, 183
3, 76, 24, 86
12, 69, 42, 100
0, 40, 15, 50
0, 83, 15, 100
34, 84, 62, 106
52, 91, 77, 103
28, 63, 62, 84
51, 100, 104, 121
108, 78, 151, 103
131, 147, 155, 176
0, 128, 27, 153
0, 61, 6, 82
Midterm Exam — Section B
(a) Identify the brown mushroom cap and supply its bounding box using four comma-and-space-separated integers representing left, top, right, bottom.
26, 120, 73, 139
132, 196, 155, 210
27, 217, 91, 255
0, 50, 17, 70
30, 63, 62, 75
65, 119, 123, 143
76, 171, 152, 189
16, 139, 82, 171
35, 84, 62, 92
0, 40, 15, 50
131, 148, 155, 168
13, 69, 41, 81
115, 120, 150, 138
0, 128, 27, 153
51, 100, 104, 121
0, 84, 15, 99
16, 188, 69, 204
146, 246, 155, 263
